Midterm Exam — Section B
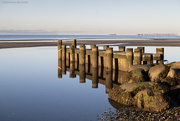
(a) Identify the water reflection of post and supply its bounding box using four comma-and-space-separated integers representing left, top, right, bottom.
106, 48, 113, 93
79, 44, 86, 83
70, 62, 76, 78
62, 60, 66, 75
92, 46, 98, 88
58, 59, 62, 78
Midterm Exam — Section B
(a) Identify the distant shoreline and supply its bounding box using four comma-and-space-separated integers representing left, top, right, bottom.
0, 39, 180, 49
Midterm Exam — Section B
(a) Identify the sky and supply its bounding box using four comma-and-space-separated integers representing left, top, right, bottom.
0, 0, 180, 35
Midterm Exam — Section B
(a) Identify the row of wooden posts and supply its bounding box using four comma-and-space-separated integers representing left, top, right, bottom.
58, 39, 164, 72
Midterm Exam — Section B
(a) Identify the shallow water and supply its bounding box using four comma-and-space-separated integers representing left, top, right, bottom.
0, 46, 179, 121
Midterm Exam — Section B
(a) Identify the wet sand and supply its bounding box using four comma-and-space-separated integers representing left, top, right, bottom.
0, 39, 180, 49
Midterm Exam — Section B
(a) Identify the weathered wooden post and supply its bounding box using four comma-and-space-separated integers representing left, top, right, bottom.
58, 40, 62, 60
133, 49, 142, 65
62, 45, 66, 61
71, 39, 76, 48
119, 46, 125, 51
70, 46, 75, 62
79, 44, 85, 65
79, 64, 85, 83
106, 48, 113, 70
92, 67, 98, 88
103, 45, 109, 50
58, 59, 62, 78
91, 45, 96, 49
126, 48, 133, 67
92, 46, 98, 68
156, 48, 164, 64
137, 47, 145, 53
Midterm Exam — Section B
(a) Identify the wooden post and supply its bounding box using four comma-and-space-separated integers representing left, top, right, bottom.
70, 62, 76, 78
79, 44, 85, 65
106, 48, 113, 70
58, 40, 62, 60
92, 47, 98, 68
156, 48, 164, 64
71, 39, 76, 48
133, 49, 142, 65
103, 45, 109, 50
119, 46, 125, 51
106, 70, 112, 93
62, 45, 66, 61
62, 60, 66, 74
70, 46, 75, 62
137, 47, 145, 53
126, 48, 133, 67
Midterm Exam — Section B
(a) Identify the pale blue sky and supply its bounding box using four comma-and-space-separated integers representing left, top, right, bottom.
0, 0, 180, 35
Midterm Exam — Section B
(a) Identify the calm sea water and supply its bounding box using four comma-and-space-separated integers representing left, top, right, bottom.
0, 35, 180, 121
1, 35, 180, 40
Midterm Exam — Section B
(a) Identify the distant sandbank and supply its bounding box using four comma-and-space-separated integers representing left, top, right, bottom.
0, 39, 180, 49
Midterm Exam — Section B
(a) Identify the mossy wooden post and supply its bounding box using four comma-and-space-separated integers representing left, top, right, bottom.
137, 47, 145, 53
71, 39, 76, 48
133, 49, 142, 65
92, 46, 98, 68
92, 67, 98, 88
70, 62, 76, 78
58, 59, 62, 78
106, 48, 113, 70
126, 48, 133, 67
156, 48, 164, 64
62, 60, 66, 74
58, 40, 62, 60
79, 64, 85, 83
79, 44, 85, 65
119, 46, 125, 51
103, 45, 109, 50
106, 70, 112, 93
70, 46, 75, 62
62, 45, 66, 61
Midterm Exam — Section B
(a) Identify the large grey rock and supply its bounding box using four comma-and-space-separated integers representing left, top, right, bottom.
128, 68, 147, 83
108, 86, 134, 105
171, 62, 180, 69
134, 89, 170, 112
120, 82, 169, 94
129, 65, 152, 72
148, 64, 169, 82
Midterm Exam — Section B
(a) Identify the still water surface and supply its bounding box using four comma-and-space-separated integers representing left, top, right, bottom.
0, 46, 180, 121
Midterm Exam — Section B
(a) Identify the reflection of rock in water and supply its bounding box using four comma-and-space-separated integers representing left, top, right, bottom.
108, 98, 134, 111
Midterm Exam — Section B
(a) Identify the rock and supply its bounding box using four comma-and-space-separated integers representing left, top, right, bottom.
167, 68, 180, 84
161, 77, 177, 86
171, 62, 180, 69
129, 65, 152, 72
129, 69, 147, 83
148, 64, 169, 82
167, 68, 176, 78
117, 71, 131, 84
108, 86, 134, 105
120, 82, 169, 95
134, 89, 170, 112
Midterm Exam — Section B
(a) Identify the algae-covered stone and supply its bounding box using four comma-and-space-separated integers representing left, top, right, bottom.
148, 64, 169, 82
129, 65, 152, 72
108, 87, 134, 105
129, 69, 147, 83
171, 62, 180, 69
134, 89, 170, 112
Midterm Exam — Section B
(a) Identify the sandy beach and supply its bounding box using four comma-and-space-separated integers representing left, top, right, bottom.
0, 39, 180, 49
